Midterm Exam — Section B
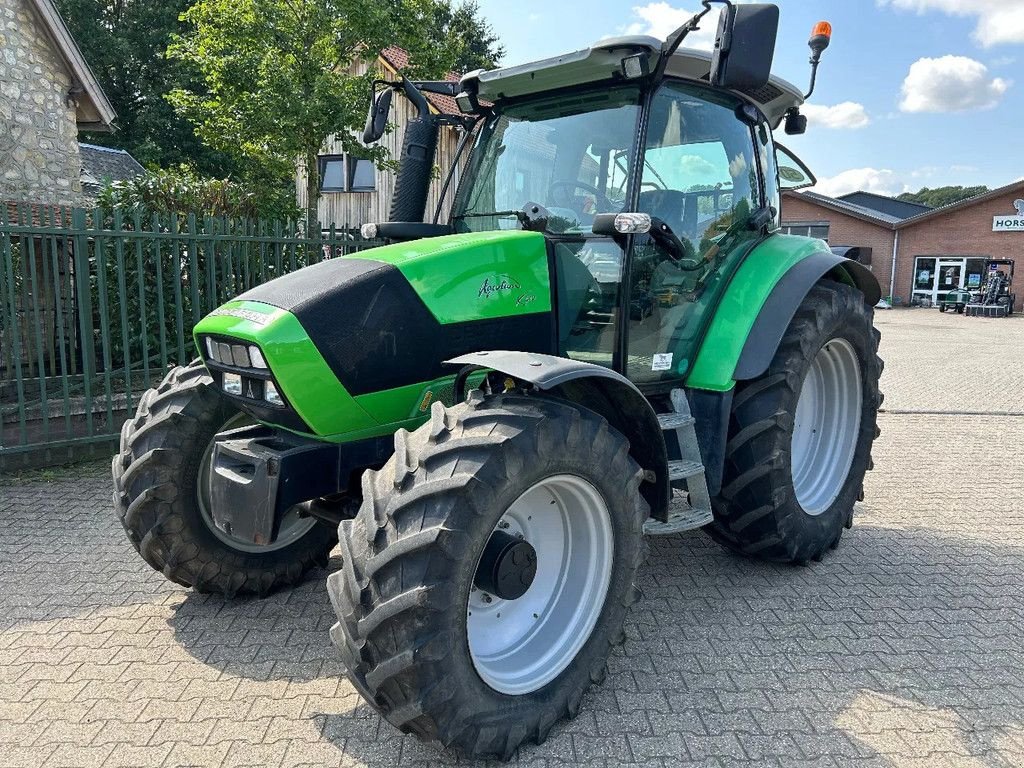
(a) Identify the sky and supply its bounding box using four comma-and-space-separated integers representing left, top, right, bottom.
474, 0, 1023, 198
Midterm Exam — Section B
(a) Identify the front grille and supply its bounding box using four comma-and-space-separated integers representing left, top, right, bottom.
199, 334, 312, 434
200, 334, 285, 407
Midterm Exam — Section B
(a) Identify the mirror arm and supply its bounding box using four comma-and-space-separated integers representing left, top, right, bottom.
398, 75, 432, 120
648, 217, 692, 262
804, 58, 821, 100
432, 117, 482, 224
652, 0, 727, 83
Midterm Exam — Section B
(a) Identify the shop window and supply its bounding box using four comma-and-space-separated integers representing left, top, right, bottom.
965, 258, 987, 290
914, 257, 936, 290
318, 154, 375, 193
782, 222, 830, 241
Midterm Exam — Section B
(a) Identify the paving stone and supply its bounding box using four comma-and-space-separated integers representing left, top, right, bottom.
1, 310, 1023, 766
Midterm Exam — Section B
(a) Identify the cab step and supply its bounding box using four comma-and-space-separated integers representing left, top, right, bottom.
643, 504, 714, 535
668, 459, 704, 482
657, 412, 695, 430
645, 389, 714, 537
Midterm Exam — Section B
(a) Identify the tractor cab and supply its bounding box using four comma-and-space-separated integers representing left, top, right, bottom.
448, 45, 805, 382
360, 5, 832, 387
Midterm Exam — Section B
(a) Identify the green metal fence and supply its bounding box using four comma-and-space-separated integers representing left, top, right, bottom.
0, 204, 379, 469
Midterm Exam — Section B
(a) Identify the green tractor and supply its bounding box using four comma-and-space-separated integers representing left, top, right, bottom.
113, 2, 882, 759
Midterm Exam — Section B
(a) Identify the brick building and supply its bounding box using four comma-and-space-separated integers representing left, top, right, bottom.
782, 181, 1024, 310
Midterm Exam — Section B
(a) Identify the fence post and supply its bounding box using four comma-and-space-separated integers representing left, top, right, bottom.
72, 207, 96, 436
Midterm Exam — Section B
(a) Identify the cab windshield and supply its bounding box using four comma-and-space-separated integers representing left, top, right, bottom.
452, 87, 642, 234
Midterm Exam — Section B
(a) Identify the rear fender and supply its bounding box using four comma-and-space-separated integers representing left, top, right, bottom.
686, 235, 881, 391
448, 351, 670, 522
734, 252, 880, 381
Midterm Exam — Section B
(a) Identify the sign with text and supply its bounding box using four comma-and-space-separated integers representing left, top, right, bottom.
993, 199, 1024, 231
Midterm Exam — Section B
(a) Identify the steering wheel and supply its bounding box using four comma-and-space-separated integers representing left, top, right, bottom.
547, 180, 612, 215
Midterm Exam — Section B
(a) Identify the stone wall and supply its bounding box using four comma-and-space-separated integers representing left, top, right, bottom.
0, 0, 83, 206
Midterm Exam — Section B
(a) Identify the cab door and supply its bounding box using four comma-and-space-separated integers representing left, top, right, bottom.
626, 81, 765, 385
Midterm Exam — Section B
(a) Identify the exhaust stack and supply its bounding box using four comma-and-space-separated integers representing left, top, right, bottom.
389, 78, 439, 223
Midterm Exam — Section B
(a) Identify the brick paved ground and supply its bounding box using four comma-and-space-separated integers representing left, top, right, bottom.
2, 308, 1023, 768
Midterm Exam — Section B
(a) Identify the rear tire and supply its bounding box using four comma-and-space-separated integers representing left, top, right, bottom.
112, 360, 337, 597
327, 394, 647, 760
707, 281, 882, 563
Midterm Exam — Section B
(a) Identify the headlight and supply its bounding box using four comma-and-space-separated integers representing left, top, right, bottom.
264, 380, 284, 406
230, 344, 250, 367
205, 337, 217, 360
249, 346, 267, 369
223, 372, 242, 396
217, 342, 233, 365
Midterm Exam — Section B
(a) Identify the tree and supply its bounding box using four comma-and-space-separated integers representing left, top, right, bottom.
167, 0, 496, 230
897, 185, 990, 208
54, 0, 238, 177
427, 1, 504, 73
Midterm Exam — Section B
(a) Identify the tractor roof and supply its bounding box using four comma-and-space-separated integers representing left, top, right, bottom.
462, 35, 804, 129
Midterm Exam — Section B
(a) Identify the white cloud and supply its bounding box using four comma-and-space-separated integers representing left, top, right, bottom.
728, 153, 748, 179
878, 0, 1024, 47
812, 168, 909, 198
801, 102, 871, 129
678, 155, 716, 175
899, 55, 1010, 112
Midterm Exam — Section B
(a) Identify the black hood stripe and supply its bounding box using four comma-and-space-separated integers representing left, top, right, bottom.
239, 257, 554, 397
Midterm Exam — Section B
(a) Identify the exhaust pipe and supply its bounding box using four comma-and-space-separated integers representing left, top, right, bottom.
389, 77, 439, 223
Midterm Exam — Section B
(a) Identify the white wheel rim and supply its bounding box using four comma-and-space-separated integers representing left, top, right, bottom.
791, 337, 863, 516
467, 474, 614, 695
196, 414, 318, 553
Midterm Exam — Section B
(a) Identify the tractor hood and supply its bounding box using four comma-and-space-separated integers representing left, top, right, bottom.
193, 230, 553, 439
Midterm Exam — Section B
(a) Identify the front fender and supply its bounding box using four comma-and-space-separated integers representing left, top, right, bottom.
447, 351, 670, 522
686, 235, 881, 391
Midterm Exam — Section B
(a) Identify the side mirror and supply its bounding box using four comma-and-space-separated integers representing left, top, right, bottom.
593, 213, 699, 268
709, 3, 779, 91
362, 88, 393, 145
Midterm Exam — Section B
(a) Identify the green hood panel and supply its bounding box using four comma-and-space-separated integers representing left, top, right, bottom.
686, 235, 831, 391
193, 230, 554, 440
346, 230, 551, 323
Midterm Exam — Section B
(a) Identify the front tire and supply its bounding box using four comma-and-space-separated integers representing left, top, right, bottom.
327, 394, 647, 760
112, 361, 337, 597
708, 281, 882, 563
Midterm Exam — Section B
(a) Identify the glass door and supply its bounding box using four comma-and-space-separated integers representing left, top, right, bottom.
913, 257, 937, 305
626, 81, 762, 383
913, 257, 973, 306
936, 260, 963, 304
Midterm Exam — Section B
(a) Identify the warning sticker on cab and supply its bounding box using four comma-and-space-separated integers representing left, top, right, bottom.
652, 353, 673, 372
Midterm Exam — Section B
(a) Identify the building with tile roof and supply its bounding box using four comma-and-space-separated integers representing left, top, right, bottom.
79, 143, 145, 197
